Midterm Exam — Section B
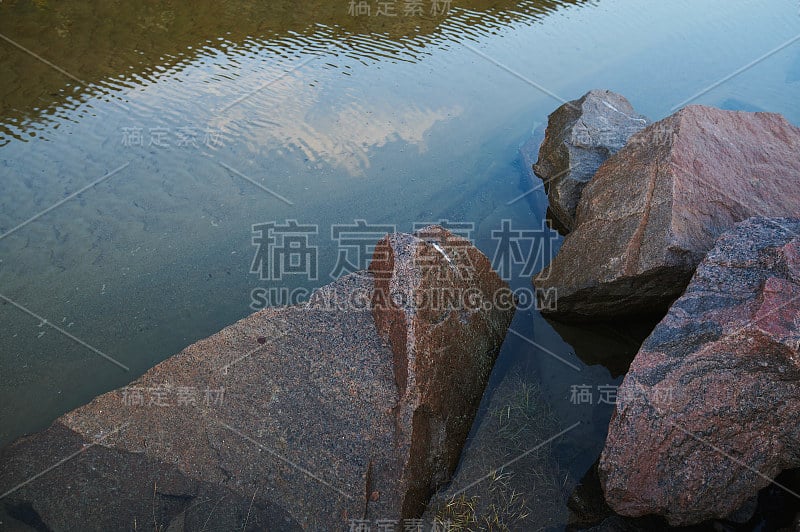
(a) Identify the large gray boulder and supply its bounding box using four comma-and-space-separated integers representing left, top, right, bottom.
535, 105, 800, 321
533, 89, 650, 233
0, 227, 514, 530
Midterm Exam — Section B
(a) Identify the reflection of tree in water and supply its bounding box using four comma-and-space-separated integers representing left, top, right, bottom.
0, 0, 587, 138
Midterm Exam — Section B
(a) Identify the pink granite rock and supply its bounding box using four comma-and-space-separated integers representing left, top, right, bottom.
0, 227, 514, 530
599, 217, 800, 525
369, 225, 516, 516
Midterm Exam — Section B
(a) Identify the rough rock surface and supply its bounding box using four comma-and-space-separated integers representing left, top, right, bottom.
535, 105, 800, 321
0, 226, 514, 530
533, 89, 650, 233
369, 225, 516, 517
599, 217, 800, 525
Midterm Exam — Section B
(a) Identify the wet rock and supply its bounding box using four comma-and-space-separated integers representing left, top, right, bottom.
0, 227, 514, 530
535, 105, 800, 321
369, 225, 516, 517
533, 89, 650, 233
599, 217, 800, 525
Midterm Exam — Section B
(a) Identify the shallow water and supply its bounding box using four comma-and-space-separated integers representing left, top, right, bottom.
1, 0, 799, 526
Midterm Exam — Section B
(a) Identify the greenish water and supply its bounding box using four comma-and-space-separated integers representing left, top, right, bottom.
1, 0, 799, 526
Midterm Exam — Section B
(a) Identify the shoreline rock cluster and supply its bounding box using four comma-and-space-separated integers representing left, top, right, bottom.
534, 98, 800, 322
0, 226, 515, 530
530, 90, 800, 526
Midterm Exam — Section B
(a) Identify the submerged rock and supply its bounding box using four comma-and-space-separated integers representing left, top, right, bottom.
599, 217, 800, 525
533, 89, 650, 233
0, 226, 514, 530
424, 373, 567, 530
535, 105, 800, 321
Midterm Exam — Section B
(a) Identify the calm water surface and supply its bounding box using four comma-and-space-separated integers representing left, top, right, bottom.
1, 0, 799, 526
